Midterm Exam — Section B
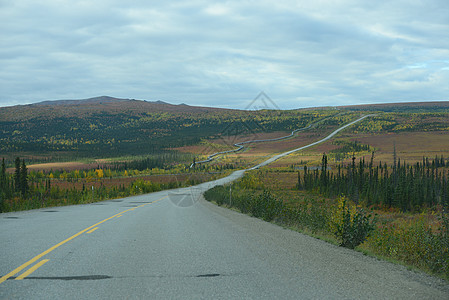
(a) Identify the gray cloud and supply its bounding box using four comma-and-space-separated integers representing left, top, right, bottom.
1, 0, 448, 109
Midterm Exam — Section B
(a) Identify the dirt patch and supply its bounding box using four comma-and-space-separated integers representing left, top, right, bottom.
26, 162, 98, 171
6, 161, 99, 173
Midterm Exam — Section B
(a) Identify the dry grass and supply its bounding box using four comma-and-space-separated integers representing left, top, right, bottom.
48, 173, 215, 191
351, 131, 449, 164
26, 162, 97, 171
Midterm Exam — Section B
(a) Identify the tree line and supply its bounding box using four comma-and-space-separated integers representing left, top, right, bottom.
298, 153, 449, 212
1, 157, 30, 211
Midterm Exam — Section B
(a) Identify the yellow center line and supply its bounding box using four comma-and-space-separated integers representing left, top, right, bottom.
86, 227, 99, 234
0, 195, 167, 285
15, 259, 50, 280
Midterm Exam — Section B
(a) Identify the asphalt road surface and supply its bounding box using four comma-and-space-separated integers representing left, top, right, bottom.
1, 174, 448, 299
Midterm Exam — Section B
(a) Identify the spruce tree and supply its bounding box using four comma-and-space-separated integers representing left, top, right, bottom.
14, 157, 21, 193
0, 158, 5, 211
0, 158, 6, 190
320, 153, 328, 189
20, 159, 28, 197
303, 165, 308, 190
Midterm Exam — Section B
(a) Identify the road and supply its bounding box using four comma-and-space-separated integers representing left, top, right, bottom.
249, 114, 375, 169
193, 113, 370, 168
1, 116, 449, 299
192, 122, 313, 167
192, 111, 335, 167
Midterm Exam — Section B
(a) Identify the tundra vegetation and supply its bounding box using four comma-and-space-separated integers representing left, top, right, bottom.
1, 99, 449, 279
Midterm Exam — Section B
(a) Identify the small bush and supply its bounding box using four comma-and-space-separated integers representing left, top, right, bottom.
426, 213, 449, 277
332, 196, 376, 249
298, 198, 330, 233
203, 185, 228, 206
249, 190, 283, 222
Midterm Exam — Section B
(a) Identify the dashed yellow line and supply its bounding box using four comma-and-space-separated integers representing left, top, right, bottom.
0, 195, 167, 284
86, 227, 99, 234
15, 259, 49, 280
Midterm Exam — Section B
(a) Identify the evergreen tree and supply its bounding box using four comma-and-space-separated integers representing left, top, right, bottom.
320, 153, 328, 189
299, 154, 447, 212
0, 158, 6, 211
0, 158, 7, 194
1, 158, 5, 185
303, 165, 308, 190
20, 159, 28, 197
14, 157, 21, 193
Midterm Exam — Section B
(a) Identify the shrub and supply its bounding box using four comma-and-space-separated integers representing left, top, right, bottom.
249, 190, 283, 222
426, 213, 449, 277
299, 198, 329, 233
331, 196, 376, 249
365, 213, 449, 278
203, 185, 228, 206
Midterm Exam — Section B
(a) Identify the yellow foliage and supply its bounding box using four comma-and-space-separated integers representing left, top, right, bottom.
95, 169, 104, 178
329, 196, 357, 234
239, 172, 264, 189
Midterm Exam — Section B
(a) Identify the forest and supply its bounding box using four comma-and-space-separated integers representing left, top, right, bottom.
298, 153, 449, 212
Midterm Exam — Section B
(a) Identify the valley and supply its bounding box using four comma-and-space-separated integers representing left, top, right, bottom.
1, 97, 449, 283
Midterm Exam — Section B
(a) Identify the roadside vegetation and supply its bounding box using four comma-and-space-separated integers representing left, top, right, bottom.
204, 153, 449, 279
0, 155, 231, 212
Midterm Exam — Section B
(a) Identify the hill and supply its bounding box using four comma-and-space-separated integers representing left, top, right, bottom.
1, 96, 227, 122
1, 97, 448, 163
0, 96, 321, 161
341, 101, 449, 112
32, 96, 131, 106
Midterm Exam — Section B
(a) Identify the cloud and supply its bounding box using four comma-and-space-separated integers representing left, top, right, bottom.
1, 0, 448, 109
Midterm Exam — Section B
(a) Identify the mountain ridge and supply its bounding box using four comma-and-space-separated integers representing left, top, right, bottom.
6, 96, 449, 111
1, 96, 448, 160
31, 96, 132, 106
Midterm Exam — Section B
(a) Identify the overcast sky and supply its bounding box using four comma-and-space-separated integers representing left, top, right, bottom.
1, 0, 448, 109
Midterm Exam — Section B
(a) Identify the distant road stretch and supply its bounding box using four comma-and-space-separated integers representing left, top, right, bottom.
249, 114, 375, 169
192, 113, 372, 168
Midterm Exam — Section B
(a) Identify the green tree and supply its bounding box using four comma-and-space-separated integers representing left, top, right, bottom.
0, 158, 6, 211
14, 157, 21, 193
320, 153, 328, 189
0, 158, 6, 191
20, 159, 28, 197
